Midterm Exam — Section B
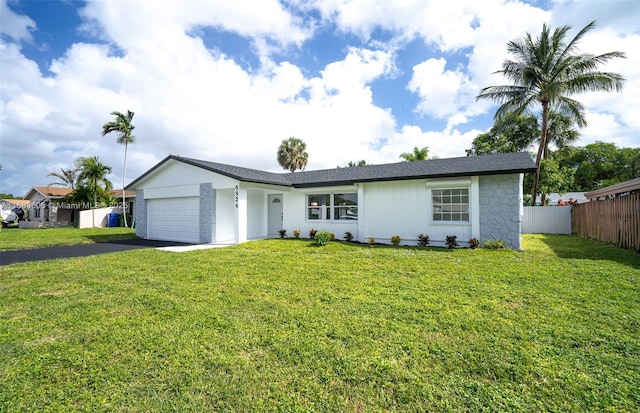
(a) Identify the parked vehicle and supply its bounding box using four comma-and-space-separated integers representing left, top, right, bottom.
1, 207, 25, 228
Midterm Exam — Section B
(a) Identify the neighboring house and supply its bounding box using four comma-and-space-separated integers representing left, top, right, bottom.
584, 177, 640, 200
22, 186, 136, 225
1, 198, 31, 210
23, 186, 74, 223
545, 192, 588, 205
127, 152, 536, 249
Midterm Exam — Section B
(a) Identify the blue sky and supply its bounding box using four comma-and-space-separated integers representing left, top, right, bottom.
1, 0, 639, 197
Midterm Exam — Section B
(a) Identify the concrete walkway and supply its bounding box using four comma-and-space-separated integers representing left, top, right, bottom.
0, 239, 228, 266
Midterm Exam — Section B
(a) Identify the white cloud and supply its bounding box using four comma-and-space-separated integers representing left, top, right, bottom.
0, 0, 35, 42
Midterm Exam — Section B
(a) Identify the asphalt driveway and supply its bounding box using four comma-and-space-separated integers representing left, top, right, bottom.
0, 239, 193, 266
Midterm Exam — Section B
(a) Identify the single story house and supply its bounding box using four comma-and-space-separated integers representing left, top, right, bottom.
126, 152, 536, 249
22, 186, 136, 226
23, 186, 75, 223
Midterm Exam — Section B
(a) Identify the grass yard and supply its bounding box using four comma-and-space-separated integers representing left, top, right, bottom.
1, 234, 639, 412
0, 227, 137, 251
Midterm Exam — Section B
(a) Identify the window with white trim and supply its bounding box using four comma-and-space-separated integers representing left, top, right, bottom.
307, 193, 358, 221
432, 188, 469, 222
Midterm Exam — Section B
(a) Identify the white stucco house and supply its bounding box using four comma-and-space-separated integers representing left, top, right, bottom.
126, 152, 536, 249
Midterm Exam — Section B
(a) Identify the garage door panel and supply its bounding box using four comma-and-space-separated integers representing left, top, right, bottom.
147, 197, 199, 243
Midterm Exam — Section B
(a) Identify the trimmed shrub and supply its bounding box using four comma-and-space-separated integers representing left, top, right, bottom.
314, 231, 332, 246
293, 229, 301, 239
367, 236, 376, 246
484, 239, 506, 249
309, 228, 317, 239
343, 231, 354, 242
390, 235, 401, 246
468, 238, 480, 249
445, 235, 459, 249
417, 234, 430, 247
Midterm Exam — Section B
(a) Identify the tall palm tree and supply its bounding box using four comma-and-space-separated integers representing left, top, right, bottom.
399, 146, 430, 161
102, 110, 135, 226
476, 20, 625, 206
47, 168, 78, 190
76, 156, 113, 207
544, 111, 579, 159
277, 137, 309, 172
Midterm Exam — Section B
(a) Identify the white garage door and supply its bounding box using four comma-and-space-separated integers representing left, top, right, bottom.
147, 197, 200, 243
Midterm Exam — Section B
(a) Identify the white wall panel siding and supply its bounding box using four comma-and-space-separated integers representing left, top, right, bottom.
247, 189, 266, 240
147, 197, 200, 243
361, 180, 429, 244
144, 184, 200, 199
522, 206, 572, 234
215, 189, 236, 244
138, 160, 236, 189
282, 187, 358, 239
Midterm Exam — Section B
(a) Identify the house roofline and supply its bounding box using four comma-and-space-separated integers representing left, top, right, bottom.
127, 152, 537, 190
585, 177, 640, 199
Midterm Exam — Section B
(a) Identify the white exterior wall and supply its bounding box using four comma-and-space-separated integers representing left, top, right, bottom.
360, 177, 479, 246
360, 180, 428, 244
247, 188, 266, 240
138, 161, 236, 189
282, 186, 359, 239
215, 188, 236, 244
280, 178, 480, 245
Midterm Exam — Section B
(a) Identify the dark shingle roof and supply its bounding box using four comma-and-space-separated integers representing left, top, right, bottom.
175, 156, 292, 186
128, 152, 536, 189
285, 152, 536, 187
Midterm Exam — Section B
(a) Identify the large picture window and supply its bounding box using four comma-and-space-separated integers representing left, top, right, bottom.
432, 188, 469, 222
307, 193, 358, 221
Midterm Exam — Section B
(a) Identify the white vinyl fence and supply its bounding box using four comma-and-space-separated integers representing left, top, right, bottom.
78, 207, 124, 229
522, 206, 572, 234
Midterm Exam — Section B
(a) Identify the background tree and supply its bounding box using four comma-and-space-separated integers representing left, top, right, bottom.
559, 142, 638, 191
476, 20, 625, 206
466, 115, 538, 156
75, 156, 113, 207
338, 160, 369, 168
277, 137, 309, 172
47, 168, 78, 190
399, 146, 430, 161
102, 110, 135, 226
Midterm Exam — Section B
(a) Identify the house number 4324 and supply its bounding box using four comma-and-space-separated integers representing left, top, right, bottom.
234, 185, 239, 208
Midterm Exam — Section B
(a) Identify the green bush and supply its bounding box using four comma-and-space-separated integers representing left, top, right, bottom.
445, 235, 459, 249
417, 234, 430, 247
278, 229, 287, 238
367, 236, 376, 246
468, 238, 480, 249
309, 228, 317, 239
390, 235, 401, 246
343, 231, 354, 242
484, 239, 506, 249
314, 231, 332, 246
293, 229, 300, 239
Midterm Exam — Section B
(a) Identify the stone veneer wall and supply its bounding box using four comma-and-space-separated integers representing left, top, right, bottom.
199, 184, 215, 243
19, 221, 70, 229
478, 174, 523, 250
134, 190, 147, 238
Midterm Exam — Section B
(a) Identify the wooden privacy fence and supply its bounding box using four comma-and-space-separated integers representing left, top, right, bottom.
572, 192, 640, 252
522, 206, 572, 234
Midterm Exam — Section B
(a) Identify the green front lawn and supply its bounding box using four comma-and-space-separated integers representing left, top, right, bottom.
1, 235, 639, 412
0, 227, 136, 251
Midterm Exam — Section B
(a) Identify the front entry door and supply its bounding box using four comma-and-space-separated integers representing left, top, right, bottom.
268, 194, 283, 236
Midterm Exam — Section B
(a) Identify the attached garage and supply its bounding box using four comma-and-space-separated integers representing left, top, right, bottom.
147, 197, 200, 243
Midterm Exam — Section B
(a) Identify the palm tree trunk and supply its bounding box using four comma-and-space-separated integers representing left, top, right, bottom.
530, 101, 550, 206
122, 143, 128, 227
93, 177, 98, 208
